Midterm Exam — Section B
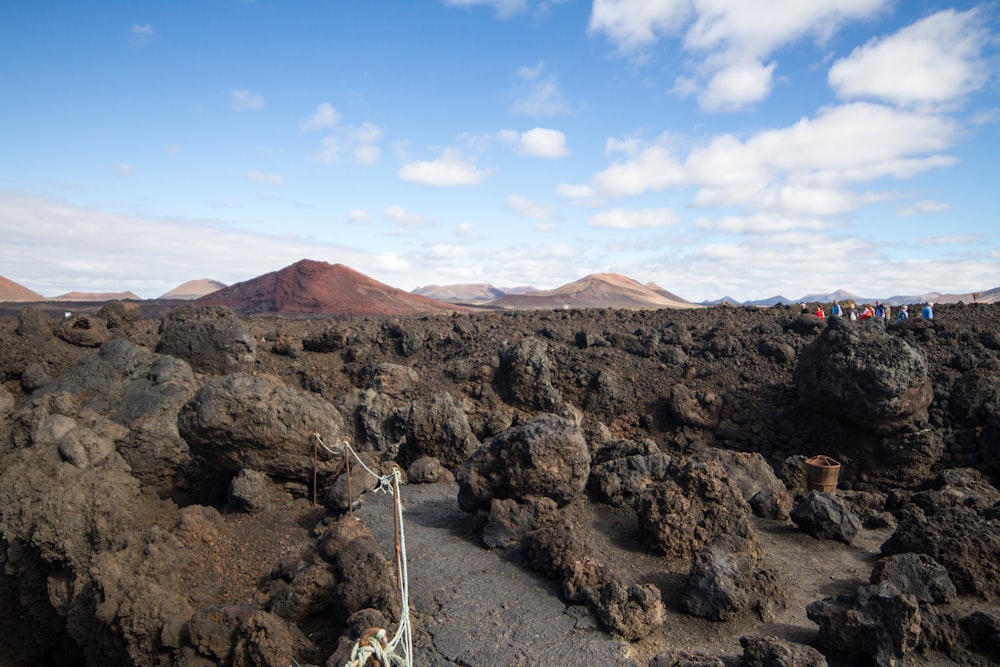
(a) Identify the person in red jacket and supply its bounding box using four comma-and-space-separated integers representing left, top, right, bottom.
813, 305, 826, 321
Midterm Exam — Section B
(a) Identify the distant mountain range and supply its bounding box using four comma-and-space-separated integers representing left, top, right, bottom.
2, 263, 998, 314
702, 286, 1000, 307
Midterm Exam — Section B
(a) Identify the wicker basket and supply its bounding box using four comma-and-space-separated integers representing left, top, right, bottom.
804, 455, 841, 493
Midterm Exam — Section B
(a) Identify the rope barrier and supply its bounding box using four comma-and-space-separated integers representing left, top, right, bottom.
313, 434, 414, 667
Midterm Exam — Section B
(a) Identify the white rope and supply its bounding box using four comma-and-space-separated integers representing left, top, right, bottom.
313, 434, 414, 667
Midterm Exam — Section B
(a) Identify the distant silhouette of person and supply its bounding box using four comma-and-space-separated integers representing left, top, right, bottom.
859, 305, 874, 321
849, 308, 857, 321
813, 305, 826, 321
831, 300, 843, 317
874, 302, 886, 320
896, 304, 909, 322
922, 303, 934, 319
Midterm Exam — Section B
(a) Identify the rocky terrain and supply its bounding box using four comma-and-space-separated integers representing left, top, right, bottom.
2, 299, 1000, 666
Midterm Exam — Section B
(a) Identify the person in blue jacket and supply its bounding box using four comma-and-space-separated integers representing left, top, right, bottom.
921, 303, 934, 319
896, 304, 909, 322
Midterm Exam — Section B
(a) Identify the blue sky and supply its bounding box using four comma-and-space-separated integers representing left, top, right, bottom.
1, 0, 998, 301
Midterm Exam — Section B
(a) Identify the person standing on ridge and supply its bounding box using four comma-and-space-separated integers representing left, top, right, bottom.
922, 303, 934, 319
831, 300, 843, 317
896, 304, 909, 322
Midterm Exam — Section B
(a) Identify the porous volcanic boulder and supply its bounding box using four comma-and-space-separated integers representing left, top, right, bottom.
178, 372, 347, 489
398, 391, 480, 469
456, 413, 591, 512
870, 553, 956, 604
228, 468, 293, 513
681, 534, 784, 622
880, 504, 1000, 598
588, 441, 672, 509
636, 458, 760, 561
96, 300, 142, 330
793, 317, 933, 433
668, 383, 722, 429
28, 338, 198, 488
495, 337, 564, 412
482, 495, 559, 549
699, 448, 793, 520
790, 491, 861, 544
157, 305, 257, 374
739, 635, 828, 667
55, 314, 109, 348
0, 383, 15, 447
561, 558, 665, 641
807, 583, 921, 667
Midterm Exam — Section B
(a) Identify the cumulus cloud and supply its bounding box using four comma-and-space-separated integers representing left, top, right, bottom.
129, 23, 155, 48
346, 209, 372, 224
510, 62, 570, 117
500, 127, 569, 157
506, 194, 557, 220
897, 200, 952, 217
384, 205, 432, 227
583, 102, 958, 209
829, 9, 990, 109
313, 122, 382, 166
0, 192, 379, 298
443, 0, 528, 19
589, 0, 890, 111
399, 149, 490, 186
456, 222, 482, 239
247, 170, 284, 188
230, 89, 265, 111
300, 102, 341, 131
587, 207, 680, 229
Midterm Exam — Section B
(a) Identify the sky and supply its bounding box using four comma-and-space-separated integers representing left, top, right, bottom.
1, 0, 998, 302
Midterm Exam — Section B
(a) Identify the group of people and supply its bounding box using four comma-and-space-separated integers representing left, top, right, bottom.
805, 300, 934, 322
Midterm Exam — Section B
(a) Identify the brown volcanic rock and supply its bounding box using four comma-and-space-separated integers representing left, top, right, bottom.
196, 259, 467, 316
488, 272, 699, 310
0, 276, 45, 302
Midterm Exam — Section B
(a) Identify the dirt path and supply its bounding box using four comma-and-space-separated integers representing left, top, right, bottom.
353, 481, 894, 666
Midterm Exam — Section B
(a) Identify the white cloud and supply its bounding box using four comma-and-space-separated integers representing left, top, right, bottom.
384, 205, 432, 227
588, 102, 958, 204
443, 0, 528, 19
113, 162, 133, 177
399, 149, 490, 186
0, 192, 381, 298
897, 200, 952, 217
829, 9, 990, 109
589, 0, 890, 110
699, 60, 775, 112
129, 23, 155, 48
230, 89, 265, 111
347, 209, 372, 224
313, 122, 382, 166
300, 102, 341, 131
247, 170, 284, 188
456, 222, 482, 239
502, 127, 569, 158
588, 207, 680, 229
510, 62, 570, 117
506, 194, 557, 220
587, 0, 690, 53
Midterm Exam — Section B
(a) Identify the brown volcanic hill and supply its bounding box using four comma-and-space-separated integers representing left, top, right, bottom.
50, 291, 142, 302
412, 283, 506, 302
487, 273, 701, 310
195, 259, 470, 316
645, 281, 691, 304
0, 276, 45, 302
160, 279, 227, 300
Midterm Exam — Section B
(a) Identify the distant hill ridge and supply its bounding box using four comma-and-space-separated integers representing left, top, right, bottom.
486, 273, 701, 310
160, 279, 227, 300
0, 276, 45, 302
